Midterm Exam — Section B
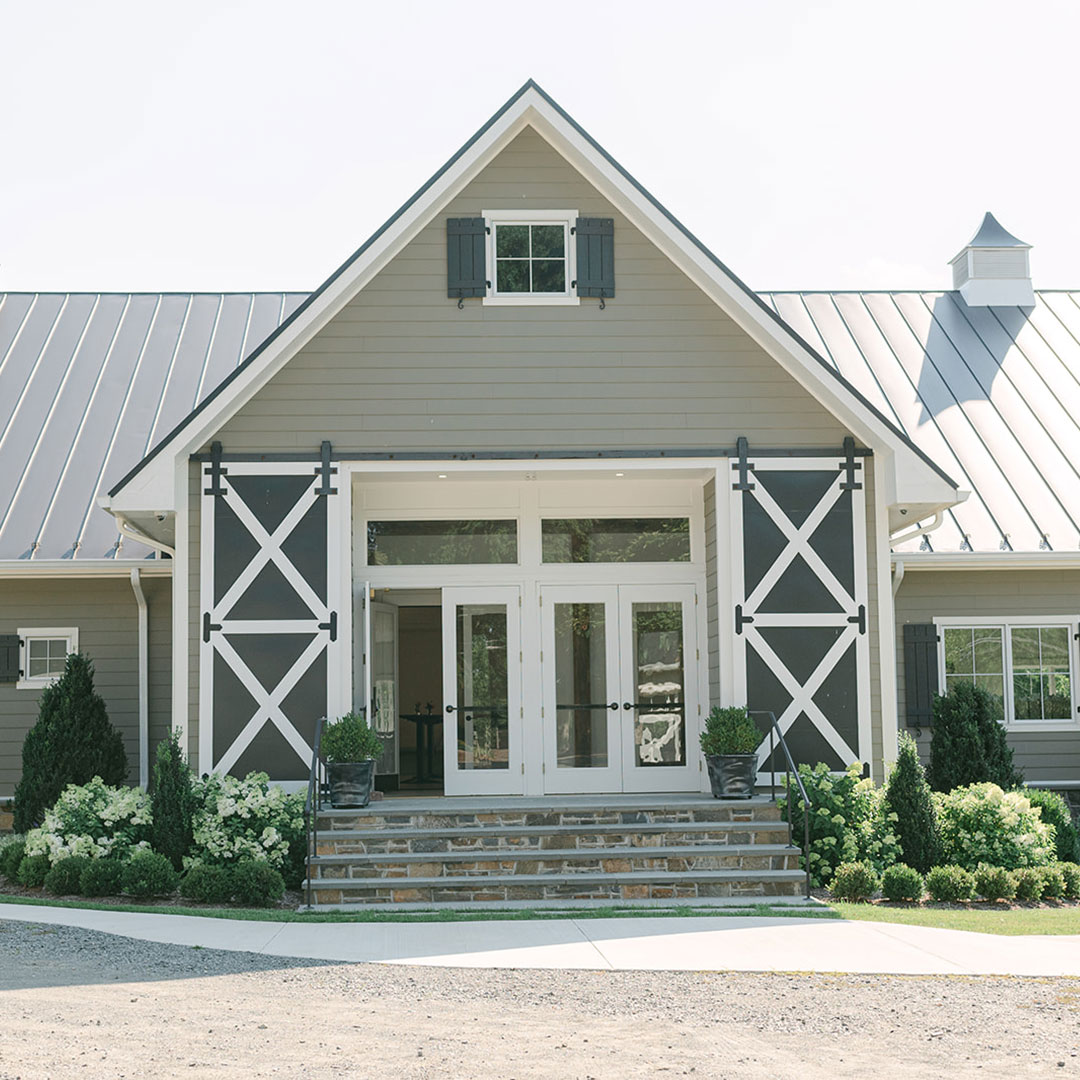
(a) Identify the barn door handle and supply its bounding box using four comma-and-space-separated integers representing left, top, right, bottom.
202, 613, 221, 642
318, 611, 338, 641
847, 604, 866, 634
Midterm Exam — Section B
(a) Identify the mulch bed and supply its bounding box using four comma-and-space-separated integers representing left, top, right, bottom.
0, 881, 303, 911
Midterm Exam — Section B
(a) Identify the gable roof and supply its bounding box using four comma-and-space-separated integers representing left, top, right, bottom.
103, 80, 959, 512
0, 292, 305, 559
764, 290, 1080, 554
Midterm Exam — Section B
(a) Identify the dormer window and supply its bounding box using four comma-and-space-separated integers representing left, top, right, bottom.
485, 209, 578, 305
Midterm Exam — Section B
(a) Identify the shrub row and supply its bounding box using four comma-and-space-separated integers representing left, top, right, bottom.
831, 860, 1080, 903
1, 850, 284, 907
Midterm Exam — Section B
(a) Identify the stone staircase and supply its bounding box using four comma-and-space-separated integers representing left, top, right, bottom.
304, 795, 807, 907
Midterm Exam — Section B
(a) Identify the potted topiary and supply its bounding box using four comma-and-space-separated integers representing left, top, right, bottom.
322, 712, 384, 808
700, 705, 760, 799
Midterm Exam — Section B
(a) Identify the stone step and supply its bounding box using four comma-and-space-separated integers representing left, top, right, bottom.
310, 843, 800, 878
307, 868, 807, 904
314, 819, 792, 856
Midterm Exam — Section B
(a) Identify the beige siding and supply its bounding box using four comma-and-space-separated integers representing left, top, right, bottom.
895, 568, 1080, 781
0, 576, 172, 797
216, 127, 846, 455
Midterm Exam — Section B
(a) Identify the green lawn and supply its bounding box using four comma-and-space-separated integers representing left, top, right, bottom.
831, 901, 1080, 936
0, 892, 835, 924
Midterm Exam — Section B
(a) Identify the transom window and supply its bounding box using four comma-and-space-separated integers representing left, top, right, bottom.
367, 520, 518, 566
17, 627, 78, 689
939, 620, 1075, 727
541, 518, 692, 564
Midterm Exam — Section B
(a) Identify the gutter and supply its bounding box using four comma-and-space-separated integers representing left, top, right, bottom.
892, 552, 1080, 571
114, 513, 176, 560
131, 569, 149, 790
0, 560, 172, 579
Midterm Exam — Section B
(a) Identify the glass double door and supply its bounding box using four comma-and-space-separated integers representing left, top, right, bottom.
540, 584, 699, 793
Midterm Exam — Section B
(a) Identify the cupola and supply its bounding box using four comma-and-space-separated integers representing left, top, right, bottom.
949, 212, 1034, 307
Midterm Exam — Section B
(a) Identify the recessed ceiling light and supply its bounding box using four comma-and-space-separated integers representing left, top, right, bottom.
437, 473, 448, 479
615, 472, 625, 477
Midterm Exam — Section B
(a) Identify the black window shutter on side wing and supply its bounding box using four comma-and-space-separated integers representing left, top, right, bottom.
574, 217, 615, 299
0, 635, 20, 683
447, 218, 488, 298
903, 623, 939, 727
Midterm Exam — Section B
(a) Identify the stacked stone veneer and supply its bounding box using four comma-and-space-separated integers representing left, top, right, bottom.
306, 800, 806, 905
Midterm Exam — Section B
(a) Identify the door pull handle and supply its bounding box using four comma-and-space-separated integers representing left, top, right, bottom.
445, 705, 456, 714
609, 702, 619, 711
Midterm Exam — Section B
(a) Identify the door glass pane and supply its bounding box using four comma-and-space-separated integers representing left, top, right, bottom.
455, 605, 509, 771
541, 518, 691, 563
553, 602, 608, 769
367, 520, 517, 565
631, 602, 686, 767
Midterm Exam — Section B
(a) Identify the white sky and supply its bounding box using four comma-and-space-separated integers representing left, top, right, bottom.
3, 0, 1078, 292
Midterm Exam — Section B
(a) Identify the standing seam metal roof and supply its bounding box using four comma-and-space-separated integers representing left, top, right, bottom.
2, 288, 1078, 560
0, 292, 306, 560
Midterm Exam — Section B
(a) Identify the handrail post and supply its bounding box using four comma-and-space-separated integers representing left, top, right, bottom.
304, 714, 327, 911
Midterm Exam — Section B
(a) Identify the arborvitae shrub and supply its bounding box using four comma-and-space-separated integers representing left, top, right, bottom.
1058, 863, 1080, 900
881, 863, 924, 902
1039, 866, 1066, 900
230, 859, 285, 907
925, 864, 974, 902
79, 859, 123, 898
1011, 867, 1043, 902
974, 864, 1016, 902
13, 654, 128, 833
830, 861, 880, 901
121, 851, 179, 898
43, 856, 91, 896
0, 839, 26, 881
180, 864, 234, 905
884, 733, 938, 873
928, 683, 1021, 793
151, 731, 195, 871
1023, 787, 1079, 863
16, 854, 51, 887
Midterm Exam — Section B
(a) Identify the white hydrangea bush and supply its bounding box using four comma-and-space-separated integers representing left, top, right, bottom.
24, 776, 153, 864
935, 783, 1054, 870
186, 771, 305, 873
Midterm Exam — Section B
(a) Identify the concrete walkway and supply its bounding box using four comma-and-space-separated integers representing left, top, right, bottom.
2, 902, 1079, 976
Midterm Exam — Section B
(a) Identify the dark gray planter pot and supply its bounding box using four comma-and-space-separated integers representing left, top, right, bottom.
706, 753, 758, 799
327, 760, 375, 808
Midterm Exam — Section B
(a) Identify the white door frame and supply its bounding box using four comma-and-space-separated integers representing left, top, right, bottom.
441, 585, 524, 796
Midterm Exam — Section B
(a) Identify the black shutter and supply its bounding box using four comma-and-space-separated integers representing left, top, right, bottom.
574, 217, 615, 299
903, 623, 939, 727
0, 635, 20, 683
446, 218, 487, 299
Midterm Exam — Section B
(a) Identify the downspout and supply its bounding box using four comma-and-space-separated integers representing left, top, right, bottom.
114, 512, 176, 559
888, 510, 944, 549
130, 569, 149, 790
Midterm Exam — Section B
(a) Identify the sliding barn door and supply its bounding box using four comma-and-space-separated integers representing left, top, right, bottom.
731, 449, 870, 773
199, 456, 342, 781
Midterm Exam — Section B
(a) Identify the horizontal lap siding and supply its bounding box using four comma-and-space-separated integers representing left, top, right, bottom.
215, 128, 846, 454
0, 576, 172, 796
895, 569, 1080, 781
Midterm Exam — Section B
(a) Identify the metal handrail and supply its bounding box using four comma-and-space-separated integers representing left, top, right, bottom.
749, 710, 812, 900
303, 715, 328, 910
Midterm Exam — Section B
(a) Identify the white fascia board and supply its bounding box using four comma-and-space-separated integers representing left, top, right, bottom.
892, 552, 1080, 571
0, 560, 172, 579
110, 87, 958, 514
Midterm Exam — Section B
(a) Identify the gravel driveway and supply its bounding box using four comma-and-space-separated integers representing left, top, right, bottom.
0, 919, 1077, 1078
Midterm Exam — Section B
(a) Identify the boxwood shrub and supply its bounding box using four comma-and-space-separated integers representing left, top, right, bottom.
180, 863, 234, 905
1023, 787, 1079, 863
881, 863, 924, 902
1059, 862, 1080, 900
230, 859, 285, 907
1039, 865, 1066, 900
1011, 867, 1044, 902
974, 864, 1016, 902
121, 851, 179, 898
830, 861, 880, 901
925, 864, 974, 902
0, 838, 26, 881
16, 854, 51, 887
79, 858, 123, 898
44, 856, 91, 896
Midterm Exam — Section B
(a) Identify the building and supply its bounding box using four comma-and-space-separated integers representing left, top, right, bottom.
2, 82, 1076, 804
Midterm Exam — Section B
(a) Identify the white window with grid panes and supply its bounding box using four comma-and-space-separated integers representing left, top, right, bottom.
483, 209, 578, 306
17, 627, 78, 690
935, 617, 1078, 731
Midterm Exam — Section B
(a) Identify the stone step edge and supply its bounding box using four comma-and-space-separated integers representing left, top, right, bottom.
312, 820, 791, 841
317, 795, 779, 815
303, 896, 821, 912
310, 843, 799, 865
306, 868, 807, 890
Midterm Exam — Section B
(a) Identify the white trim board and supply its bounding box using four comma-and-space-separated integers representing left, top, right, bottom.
105, 83, 959, 519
